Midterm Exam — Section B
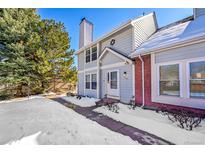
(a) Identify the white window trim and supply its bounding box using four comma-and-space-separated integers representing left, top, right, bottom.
85, 48, 91, 63
84, 73, 97, 91
91, 73, 97, 90
186, 57, 205, 99
91, 46, 97, 61
152, 54, 205, 110
106, 69, 120, 99
85, 74, 91, 90
156, 61, 183, 98
85, 45, 97, 64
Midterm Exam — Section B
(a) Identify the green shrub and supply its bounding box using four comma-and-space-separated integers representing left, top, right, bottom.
0, 91, 13, 100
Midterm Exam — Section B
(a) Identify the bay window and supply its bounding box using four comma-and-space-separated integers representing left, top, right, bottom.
189, 61, 205, 98
159, 64, 180, 96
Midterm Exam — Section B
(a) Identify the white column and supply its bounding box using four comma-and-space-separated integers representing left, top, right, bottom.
83, 50, 86, 96
97, 43, 100, 99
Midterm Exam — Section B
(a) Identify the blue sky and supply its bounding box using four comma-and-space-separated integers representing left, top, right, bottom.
37, 8, 193, 66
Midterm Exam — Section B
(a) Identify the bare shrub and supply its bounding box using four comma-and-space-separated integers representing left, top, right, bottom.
106, 103, 119, 113
157, 108, 205, 131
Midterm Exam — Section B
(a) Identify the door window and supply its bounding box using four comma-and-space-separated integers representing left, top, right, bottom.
110, 71, 117, 89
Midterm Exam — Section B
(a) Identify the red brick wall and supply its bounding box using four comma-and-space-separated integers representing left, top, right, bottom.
135, 54, 205, 114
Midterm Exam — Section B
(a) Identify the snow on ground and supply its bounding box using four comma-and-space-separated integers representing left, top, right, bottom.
61, 96, 99, 107
0, 95, 44, 104
94, 103, 205, 144
0, 98, 138, 145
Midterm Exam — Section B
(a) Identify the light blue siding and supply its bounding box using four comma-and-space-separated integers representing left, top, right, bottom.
100, 26, 132, 56
85, 60, 97, 69
100, 64, 133, 103
132, 13, 157, 49
155, 42, 205, 63
100, 51, 122, 66
77, 73, 84, 95
78, 52, 84, 71
195, 8, 205, 18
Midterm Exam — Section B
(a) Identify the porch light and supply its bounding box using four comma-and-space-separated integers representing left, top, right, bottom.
123, 71, 128, 79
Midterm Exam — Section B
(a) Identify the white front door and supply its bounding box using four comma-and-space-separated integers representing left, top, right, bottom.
106, 70, 119, 98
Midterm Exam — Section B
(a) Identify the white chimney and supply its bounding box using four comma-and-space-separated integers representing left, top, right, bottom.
79, 18, 93, 49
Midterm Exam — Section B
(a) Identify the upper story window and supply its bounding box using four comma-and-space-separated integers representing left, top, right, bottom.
91, 46, 97, 61
86, 49, 90, 63
159, 64, 180, 97
189, 60, 205, 98
85, 46, 97, 63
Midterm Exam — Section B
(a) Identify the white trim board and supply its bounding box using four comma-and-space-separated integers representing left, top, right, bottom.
106, 69, 120, 99
84, 73, 97, 92
100, 62, 128, 70
78, 61, 132, 73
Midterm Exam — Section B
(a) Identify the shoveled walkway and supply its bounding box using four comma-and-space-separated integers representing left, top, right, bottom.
51, 97, 174, 145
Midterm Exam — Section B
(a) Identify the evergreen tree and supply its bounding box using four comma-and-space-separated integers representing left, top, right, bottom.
0, 9, 76, 99
0, 9, 41, 97
37, 19, 76, 91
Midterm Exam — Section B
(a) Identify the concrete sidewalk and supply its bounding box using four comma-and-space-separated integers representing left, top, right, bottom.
51, 97, 174, 145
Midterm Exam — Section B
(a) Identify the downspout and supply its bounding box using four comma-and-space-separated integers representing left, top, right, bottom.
138, 55, 145, 108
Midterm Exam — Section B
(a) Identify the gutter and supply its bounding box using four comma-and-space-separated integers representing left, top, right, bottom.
138, 55, 145, 108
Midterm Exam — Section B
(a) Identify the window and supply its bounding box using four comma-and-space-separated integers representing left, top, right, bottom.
91, 46, 97, 61
86, 49, 90, 63
110, 71, 118, 89
189, 61, 205, 98
159, 64, 180, 96
91, 74, 97, 89
85, 74, 97, 90
85, 74, 90, 89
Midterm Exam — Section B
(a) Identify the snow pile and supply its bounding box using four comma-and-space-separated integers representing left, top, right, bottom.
6, 132, 41, 145
0, 98, 137, 145
94, 103, 205, 144
61, 96, 99, 107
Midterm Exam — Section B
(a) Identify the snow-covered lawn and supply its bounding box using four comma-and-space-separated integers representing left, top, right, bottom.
61, 96, 99, 107
0, 98, 138, 145
0, 95, 44, 104
94, 103, 205, 144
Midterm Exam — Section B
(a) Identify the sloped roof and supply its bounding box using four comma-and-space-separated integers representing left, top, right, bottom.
76, 12, 156, 55
131, 14, 205, 57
